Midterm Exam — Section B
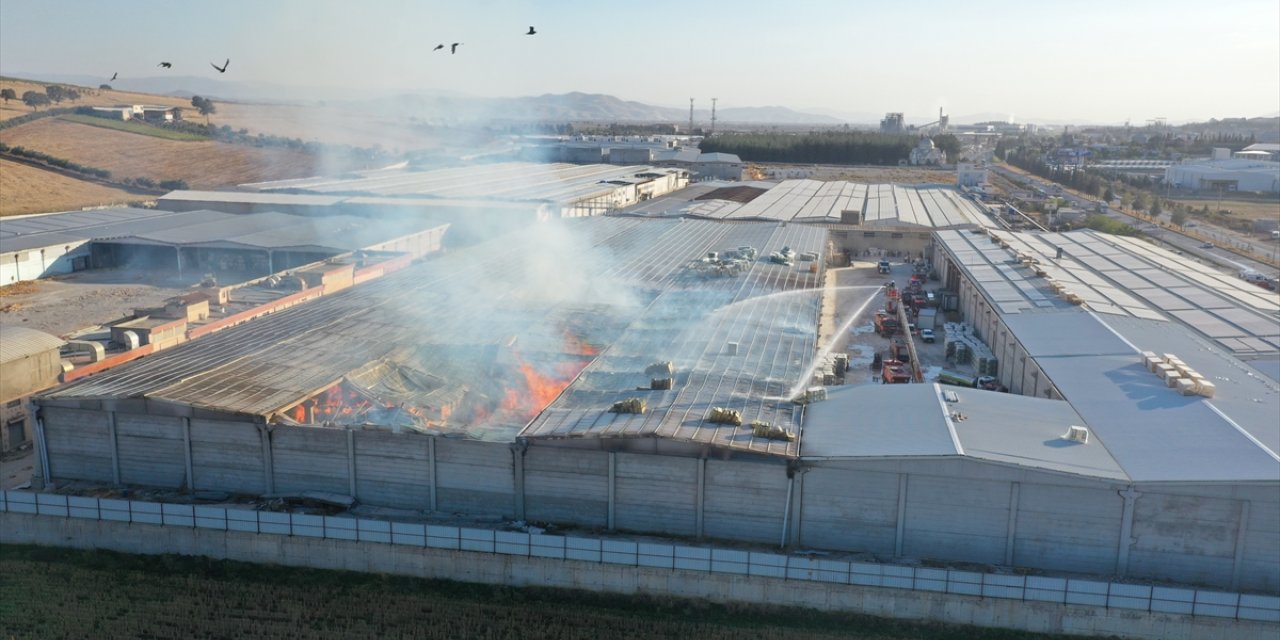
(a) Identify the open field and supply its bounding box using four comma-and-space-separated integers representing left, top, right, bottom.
0, 544, 1074, 640
1169, 198, 1280, 222
215, 100, 443, 150
0, 77, 189, 122
0, 158, 138, 217
0, 118, 322, 189
58, 113, 209, 140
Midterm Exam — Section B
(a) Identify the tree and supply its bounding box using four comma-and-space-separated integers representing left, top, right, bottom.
1131, 194, 1147, 212
1103, 186, 1116, 202
1170, 209, 1188, 228
0, 88, 15, 104
191, 95, 216, 123
99, 84, 112, 91
45, 85, 66, 103
21, 90, 50, 111
64, 88, 80, 101
1149, 198, 1162, 217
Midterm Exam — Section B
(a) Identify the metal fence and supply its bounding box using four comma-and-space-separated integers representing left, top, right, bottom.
3, 490, 1276, 623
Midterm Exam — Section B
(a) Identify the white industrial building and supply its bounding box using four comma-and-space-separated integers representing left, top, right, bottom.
1164, 148, 1280, 193
908, 138, 947, 166
1, 208, 178, 285
230, 162, 689, 218
28, 212, 1279, 594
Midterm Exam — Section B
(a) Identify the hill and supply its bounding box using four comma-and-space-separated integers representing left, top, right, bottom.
0, 117, 324, 190
0, 77, 189, 122
0, 158, 138, 216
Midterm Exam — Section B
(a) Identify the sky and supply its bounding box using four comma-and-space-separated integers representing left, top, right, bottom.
2, 0, 1278, 124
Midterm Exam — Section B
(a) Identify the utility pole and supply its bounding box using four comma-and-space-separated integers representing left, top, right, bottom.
689, 98, 695, 135
710, 98, 718, 136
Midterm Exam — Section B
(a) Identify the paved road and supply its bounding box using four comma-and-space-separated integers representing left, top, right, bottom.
989, 165, 1280, 280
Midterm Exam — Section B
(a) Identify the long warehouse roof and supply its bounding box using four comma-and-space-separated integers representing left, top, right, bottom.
43, 217, 825, 457
1, 207, 440, 255
933, 228, 1280, 483
935, 228, 1280, 358
618, 179, 996, 228
239, 162, 684, 205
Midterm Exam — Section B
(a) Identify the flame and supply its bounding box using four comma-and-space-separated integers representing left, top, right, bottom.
495, 330, 597, 420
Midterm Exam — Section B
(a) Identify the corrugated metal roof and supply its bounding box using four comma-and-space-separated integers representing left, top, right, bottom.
800, 383, 1128, 480
802, 384, 959, 458
238, 162, 682, 206
43, 218, 822, 456
0, 207, 180, 254
935, 228, 1280, 358
0, 326, 66, 364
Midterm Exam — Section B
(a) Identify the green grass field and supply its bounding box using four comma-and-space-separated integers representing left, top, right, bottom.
0, 544, 1081, 639
57, 114, 209, 141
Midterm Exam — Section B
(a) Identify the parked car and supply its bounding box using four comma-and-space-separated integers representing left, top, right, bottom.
919, 328, 935, 343
1199, 242, 1214, 249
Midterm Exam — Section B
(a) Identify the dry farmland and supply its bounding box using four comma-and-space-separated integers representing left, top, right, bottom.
0, 77, 189, 122
0, 545, 1075, 640
0, 118, 323, 189
0, 158, 138, 216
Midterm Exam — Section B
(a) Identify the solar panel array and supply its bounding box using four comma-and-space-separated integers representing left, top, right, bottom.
615, 179, 995, 229
937, 229, 1280, 357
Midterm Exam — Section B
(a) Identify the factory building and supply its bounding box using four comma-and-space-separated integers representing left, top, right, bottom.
0, 327, 66, 452
29, 211, 1279, 592
225, 162, 689, 219
1164, 148, 1280, 194
1, 207, 447, 286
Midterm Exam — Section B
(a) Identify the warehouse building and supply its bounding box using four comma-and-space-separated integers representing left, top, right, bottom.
1164, 149, 1280, 194
29, 213, 1279, 592
229, 162, 689, 219
1, 327, 65, 452
1, 208, 447, 286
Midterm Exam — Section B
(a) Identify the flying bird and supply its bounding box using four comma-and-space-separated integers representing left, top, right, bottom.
433, 44, 444, 52
211, 59, 230, 73
526, 26, 536, 35
450, 42, 462, 54
158, 62, 172, 68
110, 72, 118, 81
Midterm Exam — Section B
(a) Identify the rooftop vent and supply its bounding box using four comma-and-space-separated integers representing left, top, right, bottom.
942, 390, 959, 403
1063, 425, 1090, 444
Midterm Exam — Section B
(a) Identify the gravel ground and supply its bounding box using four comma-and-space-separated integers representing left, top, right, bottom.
0, 270, 188, 338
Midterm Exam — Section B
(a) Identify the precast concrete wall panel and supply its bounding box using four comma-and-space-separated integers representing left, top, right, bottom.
435, 439, 513, 518
523, 447, 607, 527
115, 413, 186, 489
903, 474, 1009, 564
1243, 491, 1280, 592
1012, 483, 1122, 575
190, 420, 266, 495
614, 453, 697, 536
270, 427, 349, 496
1129, 492, 1241, 586
702, 459, 788, 544
352, 431, 430, 509
42, 407, 112, 482
798, 466, 898, 554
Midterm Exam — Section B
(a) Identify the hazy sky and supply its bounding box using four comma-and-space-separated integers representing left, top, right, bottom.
2, 0, 1277, 123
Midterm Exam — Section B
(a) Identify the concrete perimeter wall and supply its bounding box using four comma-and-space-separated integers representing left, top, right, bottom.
34, 408, 1280, 593
2, 502, 1277, 640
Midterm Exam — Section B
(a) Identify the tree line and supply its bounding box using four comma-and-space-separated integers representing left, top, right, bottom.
699, 131, 959, 166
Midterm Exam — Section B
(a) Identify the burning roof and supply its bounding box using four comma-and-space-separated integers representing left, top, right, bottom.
43, 217, 828, 455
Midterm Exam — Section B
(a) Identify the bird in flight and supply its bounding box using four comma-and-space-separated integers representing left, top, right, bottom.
110, 72, 118, 81
211, 59, 230, 73
450, 43, 463, 54
526, 26, 536, 35
158, 62, 172, 68
433, 44, 444, 52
